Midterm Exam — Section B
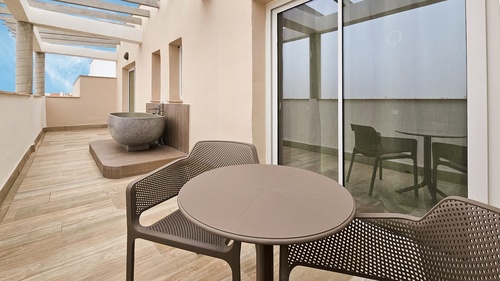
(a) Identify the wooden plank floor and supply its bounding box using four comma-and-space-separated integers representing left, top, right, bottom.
0, 128, 369, 281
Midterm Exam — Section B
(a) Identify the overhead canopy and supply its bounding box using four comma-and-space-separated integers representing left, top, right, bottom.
0, 0, 158, 61
0, 0, 445, 61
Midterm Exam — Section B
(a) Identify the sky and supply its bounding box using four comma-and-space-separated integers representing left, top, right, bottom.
0, 23, 93, 94
0, 0, 137, 94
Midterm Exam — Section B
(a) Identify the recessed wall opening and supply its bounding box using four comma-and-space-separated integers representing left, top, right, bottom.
152, 50, 161, 102
169, 38, 182, 103
121, 62, 136, 112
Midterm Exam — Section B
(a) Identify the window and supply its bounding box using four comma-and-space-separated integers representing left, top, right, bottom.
273, 0, 472, 215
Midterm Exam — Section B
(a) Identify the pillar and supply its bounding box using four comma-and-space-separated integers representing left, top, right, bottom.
16, 21, 33, 95
34, 52, 45, 96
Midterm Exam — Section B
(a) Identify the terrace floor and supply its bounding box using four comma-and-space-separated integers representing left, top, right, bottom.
0, 128, 372, 280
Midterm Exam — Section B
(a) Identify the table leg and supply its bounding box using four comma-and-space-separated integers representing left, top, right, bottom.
255, 244, 274, 281
396, 136, 441, 202
422, 136, 437, 202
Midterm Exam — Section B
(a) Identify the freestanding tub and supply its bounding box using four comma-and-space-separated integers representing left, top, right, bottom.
108, 112, 165, 151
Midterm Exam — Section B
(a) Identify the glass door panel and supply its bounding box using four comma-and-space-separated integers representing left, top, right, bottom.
278, 0, 339, 181
342, 0, 467, 215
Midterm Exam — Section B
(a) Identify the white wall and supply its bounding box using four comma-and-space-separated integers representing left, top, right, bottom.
115, 0, 268, 156
89, 60, 116, 78
0, 93, 46, 191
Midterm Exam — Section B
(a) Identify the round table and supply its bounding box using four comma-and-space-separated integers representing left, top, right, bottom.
396, 129, 466, 202
178, 164, 355, 280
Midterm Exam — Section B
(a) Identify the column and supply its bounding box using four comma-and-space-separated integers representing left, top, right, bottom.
34, 52, 45, 96
16, 21, 33, 95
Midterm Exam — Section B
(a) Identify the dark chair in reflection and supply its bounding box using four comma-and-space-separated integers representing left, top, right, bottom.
346, 124, 418, 196
432, 142, 467, 194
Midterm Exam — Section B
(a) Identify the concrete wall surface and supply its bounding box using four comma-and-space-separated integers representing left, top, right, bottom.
0, 92, 45, 194
46, 76, 117, 127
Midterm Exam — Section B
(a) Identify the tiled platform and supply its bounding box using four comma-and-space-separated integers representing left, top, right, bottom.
89, 139, 187, 179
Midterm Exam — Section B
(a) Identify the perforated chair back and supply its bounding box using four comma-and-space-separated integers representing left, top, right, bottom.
126, 140, 259, 281
280, 196, 500, 281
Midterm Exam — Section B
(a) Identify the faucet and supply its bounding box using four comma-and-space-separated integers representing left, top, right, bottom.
148, 103, 164, 116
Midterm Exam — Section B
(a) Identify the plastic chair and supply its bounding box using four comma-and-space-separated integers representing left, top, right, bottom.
126, 141, 260, 281
346, 124, 418, 196
432, 142, 467, 192
279, 196, 500, 281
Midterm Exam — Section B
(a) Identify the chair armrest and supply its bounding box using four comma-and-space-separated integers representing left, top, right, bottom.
126, 156, 190, 223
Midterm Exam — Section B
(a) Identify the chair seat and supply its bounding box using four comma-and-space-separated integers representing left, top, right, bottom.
146, 209, 230, 252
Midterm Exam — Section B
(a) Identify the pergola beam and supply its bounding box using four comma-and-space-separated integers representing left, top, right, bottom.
40, 41, 117, 61
29, 6, 142, 44
124, 0, 159, 8
29, 0, 142, 25
0, 6, 11, 15
53, 0, 149, 17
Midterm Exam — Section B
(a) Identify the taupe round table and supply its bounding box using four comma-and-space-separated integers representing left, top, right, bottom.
178, 164, 356, 280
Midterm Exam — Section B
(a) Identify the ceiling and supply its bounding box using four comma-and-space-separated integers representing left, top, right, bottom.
0, 0, 158, 60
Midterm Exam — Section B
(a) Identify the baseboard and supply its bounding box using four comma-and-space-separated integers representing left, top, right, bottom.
44, 124, 107, 132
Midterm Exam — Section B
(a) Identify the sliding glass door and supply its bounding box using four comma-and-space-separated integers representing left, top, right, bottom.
278, 0, 339, 181
277, 0, 467, 215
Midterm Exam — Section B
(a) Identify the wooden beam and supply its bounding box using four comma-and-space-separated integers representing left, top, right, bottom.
123, 0, 159, 8
53, 0, 149, 17
29, 0, 142, 25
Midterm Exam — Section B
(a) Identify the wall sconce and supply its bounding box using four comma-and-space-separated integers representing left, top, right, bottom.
124, 52, 129, 60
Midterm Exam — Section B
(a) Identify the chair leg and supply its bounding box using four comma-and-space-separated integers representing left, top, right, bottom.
346, 151, 357, 182
126, 237, 135, 281
279, 245, 292, 281
379, 159, 383, 180
433, 162, 438, 191
413, 158, 418, 197
369, 158, 379, 196
228, 242, 242, 281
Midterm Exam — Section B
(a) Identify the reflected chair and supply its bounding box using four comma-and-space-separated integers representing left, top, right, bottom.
126, 141, 260, 281
280, 196, 500, 281
432, 142, 467, 193
346, 124, 418, 196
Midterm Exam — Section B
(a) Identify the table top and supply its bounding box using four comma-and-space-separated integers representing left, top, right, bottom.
396, 128, 467, 139
178, 164, 355, 245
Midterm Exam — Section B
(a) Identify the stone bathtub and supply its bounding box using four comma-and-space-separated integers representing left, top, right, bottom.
108, 112, 165, 151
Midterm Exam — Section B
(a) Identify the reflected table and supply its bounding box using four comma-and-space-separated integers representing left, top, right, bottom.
396, 129, 466, 202
178, 164, 355, 280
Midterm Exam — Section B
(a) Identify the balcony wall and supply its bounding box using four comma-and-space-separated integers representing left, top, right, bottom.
45, 76, 117, 128
0, 91, 46, 200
